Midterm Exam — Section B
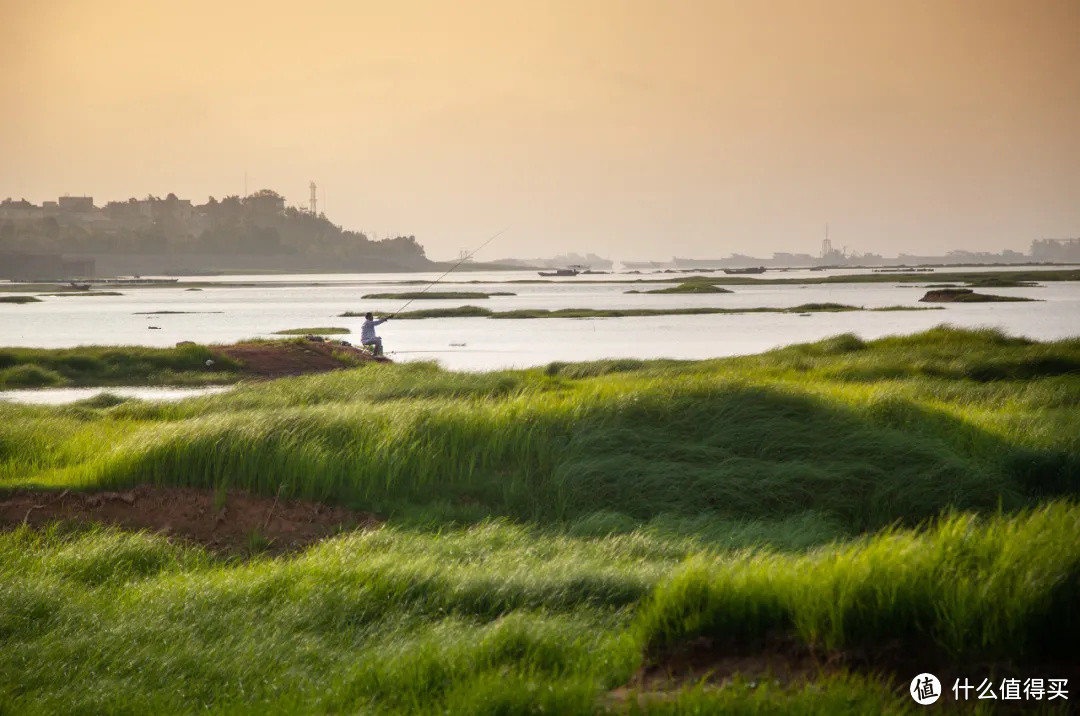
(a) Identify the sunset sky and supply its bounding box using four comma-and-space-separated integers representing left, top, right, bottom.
3, 0, 1078, 260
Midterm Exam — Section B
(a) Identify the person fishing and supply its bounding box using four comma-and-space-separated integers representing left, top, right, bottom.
360, 312, 390, 356
360, 226, 509, 358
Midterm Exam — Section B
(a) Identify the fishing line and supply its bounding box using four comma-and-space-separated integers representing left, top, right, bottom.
390, 226, 510, 316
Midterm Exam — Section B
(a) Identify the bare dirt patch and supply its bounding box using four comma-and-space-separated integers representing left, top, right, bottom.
610, 635, 1080, 711
609, 635, 835, 707
214, 339, 389, 379
0, 485, 381, 553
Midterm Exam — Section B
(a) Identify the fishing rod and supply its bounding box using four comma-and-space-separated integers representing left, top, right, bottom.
390, 226, 510, 316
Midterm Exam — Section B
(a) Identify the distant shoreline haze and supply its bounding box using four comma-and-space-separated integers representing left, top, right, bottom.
1, 192, 1079, 279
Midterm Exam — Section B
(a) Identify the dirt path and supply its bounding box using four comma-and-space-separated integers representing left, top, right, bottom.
0, 485, 381, 553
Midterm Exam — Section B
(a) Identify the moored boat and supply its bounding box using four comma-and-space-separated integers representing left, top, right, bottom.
537, 264, 588, 277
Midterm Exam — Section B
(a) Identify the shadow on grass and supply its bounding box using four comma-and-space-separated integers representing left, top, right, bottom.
56, 381, 1077, 542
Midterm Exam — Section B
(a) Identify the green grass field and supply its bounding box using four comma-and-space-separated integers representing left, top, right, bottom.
1, 327, 1078, 713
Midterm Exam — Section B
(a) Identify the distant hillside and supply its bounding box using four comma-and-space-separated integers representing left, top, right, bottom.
0, 191, 432, 274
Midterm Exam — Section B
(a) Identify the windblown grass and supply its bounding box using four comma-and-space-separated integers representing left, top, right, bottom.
0, 345, 241, 389
636, 502, 1080, 660
1, 327, 1078, 712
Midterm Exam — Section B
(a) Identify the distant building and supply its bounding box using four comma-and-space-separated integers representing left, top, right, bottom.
58, 196, 94, 213
0, 199, 42, 221
1031, 238, 1080, 263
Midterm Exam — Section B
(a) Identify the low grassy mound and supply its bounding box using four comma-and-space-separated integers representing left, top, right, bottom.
0, 344, 241, 389
920, 288, 1036, 303
37, 291, 124, 297
636, 502, 1080, 668
344, 305, 494, 319
964, 276, 1040, 288
627, 282, 734, 294
0, 340, 391, 389
0, 295, 41, 304
273, 327, 350, 335
1, 327, 1078, 711
360, 291, 514, 299
0, 363, 64, 388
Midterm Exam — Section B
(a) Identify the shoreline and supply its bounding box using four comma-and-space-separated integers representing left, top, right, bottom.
3, 266, 1080, 293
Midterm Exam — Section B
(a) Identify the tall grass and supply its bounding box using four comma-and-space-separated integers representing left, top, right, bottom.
1, 327, 1078, 712
636, 503, 1080, 659
0, 344, 241, 388
1, 505, 1077, 712
3, 328, 1076, 527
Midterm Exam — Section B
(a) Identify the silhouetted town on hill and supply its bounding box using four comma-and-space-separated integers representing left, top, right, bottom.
0, 191, 431, 278
2, 192, 1078, 280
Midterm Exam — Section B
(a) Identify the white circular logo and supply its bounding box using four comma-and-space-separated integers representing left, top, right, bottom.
910, 673, 941, 705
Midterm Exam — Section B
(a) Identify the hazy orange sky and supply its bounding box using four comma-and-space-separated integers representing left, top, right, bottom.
3, 0, 1078, 260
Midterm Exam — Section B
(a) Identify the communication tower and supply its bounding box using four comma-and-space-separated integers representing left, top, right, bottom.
820, 224, 832, 259
309, 181, 318, 215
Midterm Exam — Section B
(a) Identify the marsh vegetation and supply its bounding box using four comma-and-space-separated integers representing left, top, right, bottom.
1, 328, 1078, 711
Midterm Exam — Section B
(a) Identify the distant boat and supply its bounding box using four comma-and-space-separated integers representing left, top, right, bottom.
100, 277, 180, 285
537, 264, 589, 277
872, 267, 935, 273
722, 266, 766, 275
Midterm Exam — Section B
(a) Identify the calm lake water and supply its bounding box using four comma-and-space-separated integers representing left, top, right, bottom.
2, 268, 1078, 372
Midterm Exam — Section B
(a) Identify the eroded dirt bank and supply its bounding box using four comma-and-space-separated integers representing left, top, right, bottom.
214, 339, 390, 379
0, 484, 381, 553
